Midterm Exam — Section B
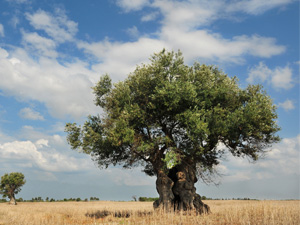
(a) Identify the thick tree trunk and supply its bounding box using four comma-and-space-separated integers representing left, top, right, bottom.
9, 194, 17, 205
153, 163, 210, 214
153, 170, 174, 211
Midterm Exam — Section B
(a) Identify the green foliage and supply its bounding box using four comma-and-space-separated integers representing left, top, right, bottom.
0, 198, 7, 203
0, 172, 26, 199
30, 197, 44, 202
65, 49, 280, 178
90, 197, 100, 201
138, 197, 159, 202
163, 149, 181, 169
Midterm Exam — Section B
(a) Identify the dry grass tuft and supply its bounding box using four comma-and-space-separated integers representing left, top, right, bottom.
85, 209, 152, 219
0, 200, 299, 224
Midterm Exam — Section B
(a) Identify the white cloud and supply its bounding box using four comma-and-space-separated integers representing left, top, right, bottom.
141, 11, 159, 22
0, 48, 99, 119
153, 0, 222, 30
247, 61, 271, 83
278, 99, 295, 111
218, 135, 300, 182
19, 107, 45, 120
35, 139, 49, 148
0, 2, 290, 120
271, 65, 293, 89
78, 28, 285, 81
116, 0, 150, 12
0, 137, 89, 172
21, 31, 57, 58
160, 29, 285, 62
226, 0, 295, 15
0, 48, 9, 58
78, 38, 166, 81
77, 0, 286, 82
126, 26, 140, 39
0, 24, 4, 37
116, 0, 295, 18
10, 16, 19, 28
247, 62, 293, 90
146, 0, 295, 29
25, 9, 78, 43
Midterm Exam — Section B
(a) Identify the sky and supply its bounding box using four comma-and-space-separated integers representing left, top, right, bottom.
0, 0, 299, 201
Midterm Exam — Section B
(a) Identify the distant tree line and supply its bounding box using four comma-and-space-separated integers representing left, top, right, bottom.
137, 196, 258, 202
0, 196, 259, 203
200, 196, 258, 201
0, 196, 100, 203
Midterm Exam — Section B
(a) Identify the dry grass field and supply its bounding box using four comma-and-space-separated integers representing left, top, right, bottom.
0, 200, 299, 225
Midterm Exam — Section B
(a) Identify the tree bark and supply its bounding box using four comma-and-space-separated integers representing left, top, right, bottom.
153, 170, 174, 211
9, 194, 16, 205
153, 162, 210, 214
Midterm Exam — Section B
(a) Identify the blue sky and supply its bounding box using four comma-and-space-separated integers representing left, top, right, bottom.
0, 0, 299, 201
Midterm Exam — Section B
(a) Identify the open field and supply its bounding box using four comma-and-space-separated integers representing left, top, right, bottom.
0, 200, 299, 225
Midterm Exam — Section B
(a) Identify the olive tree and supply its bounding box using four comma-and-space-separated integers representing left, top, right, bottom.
65, 50, 280, 213
0, 172, 26, 205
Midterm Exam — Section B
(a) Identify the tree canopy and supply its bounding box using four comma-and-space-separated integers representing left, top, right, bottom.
66, 50, 280, 177
0, 172, 26, 205
66, 49, 280, 212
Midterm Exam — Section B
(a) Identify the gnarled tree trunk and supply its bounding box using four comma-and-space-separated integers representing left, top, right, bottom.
153, 162, 210, 214
153, 170, 175, 211
9, 194, 17, 205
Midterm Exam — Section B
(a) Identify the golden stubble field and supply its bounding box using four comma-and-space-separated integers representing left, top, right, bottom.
0, 200, 299, 225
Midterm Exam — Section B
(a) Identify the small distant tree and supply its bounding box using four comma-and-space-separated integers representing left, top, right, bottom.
0, 172, 26, 205
90, 197, 100, 201
132, 195, 137, 201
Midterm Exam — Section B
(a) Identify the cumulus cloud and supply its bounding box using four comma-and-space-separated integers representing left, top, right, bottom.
116, 0, 150, 12
0, 48, 99, 119
218, 135, 300, 182
77, 0, 286, 81
118, 0, 295, 28
126, 26, 140, 39
141, 11, 159, 22
152, 0, 222, 29
278, 99, 295, 111
10, 16, 20, 28
0, 48, 9, 58
247, 61, 271, 83
160, 29, 285, 62
226, 0, 295, 15
19, 107, 45, 120
25, 9, 78, 43
78, 38, 166, 81
78, 28, 285, 81
0, 125, 154, 186
0, 1, 290, 120
271, 65, 294, 89
247, 62, 293, 90
0, 135, 90, 172
21, 31, 57, 58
